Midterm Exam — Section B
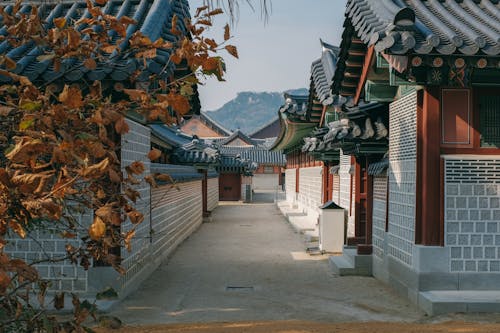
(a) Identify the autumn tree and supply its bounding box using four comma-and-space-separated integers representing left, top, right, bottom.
0, 0, 238, 331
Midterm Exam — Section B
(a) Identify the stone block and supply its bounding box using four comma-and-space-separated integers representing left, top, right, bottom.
468, 197, 478, 208
451, 260, 464, 272
470, 210, 480, 220
481, 210, 492, 221
485, 247, 496, 259
461, 222, 474, 233
490, 261, 500, 272
479, 197, 489, 208
459, 273, 500, 290
458, 210, 469, 220
487, 222, 498, 233
478, 260, 488, 271
459, 235, 470, 246
475, 222, 486, 233
483, 234, 493, 245
455, 197, 466, 209
418, 272, 459, 291
473, 247, 484, 259
491, 197, 500, 208
474, 185, 485, 195
463, 247, 472, 259
465, 260, 476, 271
460, 185, 473, 195
446, 234, 457, 245
451, 247, 462, 259
447, 184, 459, 195
471, 235, 482, 245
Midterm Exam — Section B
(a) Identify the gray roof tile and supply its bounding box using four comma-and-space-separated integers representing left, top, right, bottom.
346, 0, 500, 55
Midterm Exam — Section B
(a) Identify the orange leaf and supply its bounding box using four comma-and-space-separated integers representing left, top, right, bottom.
95, 0, 108, 5
89, 216, 106, 241
80, 158, 110, 178
119, 16, 137, 25
59, 85, 84, 109
202, 57, 219, 71
115, 117, 129, 135
9, 221, 26, 238
225, 45, 239, 58
4, 56, 16, 70
207, 8, 224, 16
83, 58, 97, 70
101, 45, 117, 54
53, 17, 66, 29
126, 161, 145, 175
147, 148, 161, 161
123, 89, 148, 103
124, 229, 135, 252
127, 210, 144, 224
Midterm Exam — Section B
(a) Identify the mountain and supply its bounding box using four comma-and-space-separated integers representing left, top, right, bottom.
205, 88, 308, 135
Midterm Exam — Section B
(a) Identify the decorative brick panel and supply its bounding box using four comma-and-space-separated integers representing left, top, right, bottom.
388, 91, 418, 266
445, 158, 500, 272
332, 174, 340, 205
285, 168, 296, 203
373, 174, 388, 259
207, 177, 219, 212
339, 151, 354, 237
297, 167, 322, 214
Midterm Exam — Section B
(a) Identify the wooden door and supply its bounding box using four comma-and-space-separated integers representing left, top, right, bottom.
219, 173, 241, 201
353, 156, 373, 254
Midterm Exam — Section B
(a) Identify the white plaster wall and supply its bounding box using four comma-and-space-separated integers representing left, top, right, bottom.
297, 166, 322, 218
253, 173, 280, 191
207, 177, 219, 212
285, 168, 296, 204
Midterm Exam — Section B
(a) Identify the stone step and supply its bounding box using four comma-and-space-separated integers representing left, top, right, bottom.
342, 247, 372, 268
329, 255, 372, 276
419, 290, 500, 316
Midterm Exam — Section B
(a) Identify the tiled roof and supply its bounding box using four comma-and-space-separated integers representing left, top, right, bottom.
172, 139, 219, 164
368, 158, 389, 175
149, 124, 192, 147
200, 112, 233, 136
218, 156, 258, 172
150, 163, 203, 183
218, 129, 257, 146
279, 93, 310, 118
0, 0, 190, 83
302, 102, 388, 153
248, 117, 280, 138
310, 40, 340, 106
219, 146, 286, 166
346, 0, 500, 55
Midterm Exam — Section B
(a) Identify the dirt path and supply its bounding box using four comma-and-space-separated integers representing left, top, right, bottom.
108, 198, 423, 325
95, 320, 500, 333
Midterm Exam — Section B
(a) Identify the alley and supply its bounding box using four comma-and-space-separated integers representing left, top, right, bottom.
109, 193, 423, 325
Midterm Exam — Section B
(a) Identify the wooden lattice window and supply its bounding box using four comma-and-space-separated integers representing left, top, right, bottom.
479, 95, 500, 148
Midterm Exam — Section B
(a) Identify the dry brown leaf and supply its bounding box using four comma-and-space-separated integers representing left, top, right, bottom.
83, 58, 97, 70
147, 148, 161, 161
89, 216, 106, 241
59, 85, 84, 109
224, 24, 230, 41
80, 158, 110, 178
53, 17, 66, 29
114, 117, 129, 135
225, 45, 239, 58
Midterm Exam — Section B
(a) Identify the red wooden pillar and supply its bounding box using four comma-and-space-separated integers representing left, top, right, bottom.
416, 88, 442, 245
322, 163, 329, 204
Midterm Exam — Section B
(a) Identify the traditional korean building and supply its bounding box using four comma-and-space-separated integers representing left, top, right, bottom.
272, 41, 340, 222
328, 0, 500, 315
248, 117, 281, 139
180, 112, 232, 138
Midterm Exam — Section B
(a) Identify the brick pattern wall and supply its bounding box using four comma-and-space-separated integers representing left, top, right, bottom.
339, 151, 354, 237
388, 91, 417, 267
332, 174, 340, 205
373, 174, 388, 259
151, 180, 203, 262
285, 168, 296, 203
120, 120, 152, 289
207, 177, 219, 212
445, 158, 500, 272
5, 219, 90, 293
297, 167, 322, 214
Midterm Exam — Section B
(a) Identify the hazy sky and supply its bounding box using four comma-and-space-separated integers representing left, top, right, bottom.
190, 0, 348, 111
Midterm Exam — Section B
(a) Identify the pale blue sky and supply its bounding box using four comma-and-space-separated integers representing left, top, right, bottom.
190, 0, 348, 111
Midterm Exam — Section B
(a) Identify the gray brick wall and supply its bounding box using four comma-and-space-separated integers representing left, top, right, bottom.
373, 174, 388, 259
388, 91, 417, 267
150, 180, 203, 262
207, 177, 219, 212
297, 166, 322, 216
120, 120, 152, 289
445, 158, 500, 272
285, 168, 296, 203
